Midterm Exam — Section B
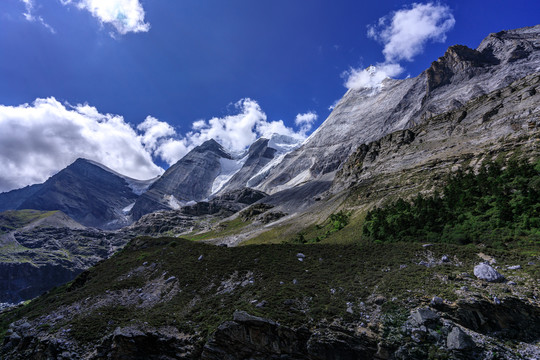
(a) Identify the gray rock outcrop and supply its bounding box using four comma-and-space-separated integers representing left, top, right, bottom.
474, 263, 505, 282
252, 25, 540, 195
130, 139, 233, 219
447, 326, 475, 350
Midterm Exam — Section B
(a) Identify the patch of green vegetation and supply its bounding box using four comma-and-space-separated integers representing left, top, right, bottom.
380, 301, 409, 346
289, 211, 352, 244
243, 225, 293, 245
363, 159, 540, 252
187, 217, 251, 241
1, 236, 536, 345
0, 210, 58, 235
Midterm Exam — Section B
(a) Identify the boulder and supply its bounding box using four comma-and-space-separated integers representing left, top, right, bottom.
411, 308, 439, 325
473, 263, 504, 282
447, 326, 475, 350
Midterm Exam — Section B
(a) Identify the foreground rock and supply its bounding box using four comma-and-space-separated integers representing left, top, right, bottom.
474, 263, 505, 282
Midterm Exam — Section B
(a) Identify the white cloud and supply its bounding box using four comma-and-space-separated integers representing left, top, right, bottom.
137, 116, 176, 152
368, 2, 455, 63
19, 0, 55, 33
344, 63, 404, 90
61, 0, 150, 35
154, 99, 314, 166
295, 112, 318, 134
0, 97, 163, 193
0, 97, 315, 192
344, 2, 454, 91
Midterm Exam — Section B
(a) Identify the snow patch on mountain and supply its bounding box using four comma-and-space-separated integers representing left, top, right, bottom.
122, 202, 135, 213
245, 134, 303, 188
166, 195, 183, 210
211, 156, 248, 195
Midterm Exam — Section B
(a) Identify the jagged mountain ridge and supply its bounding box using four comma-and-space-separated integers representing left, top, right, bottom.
250, 25, 540, 194
129, 135, 302, 219
129, 139, 236, 219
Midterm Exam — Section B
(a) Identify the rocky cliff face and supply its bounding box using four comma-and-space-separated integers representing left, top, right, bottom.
333, 72, 540, 206
252, 25, 540, 195
130, 139, 236, 219
0, 210, 132, 303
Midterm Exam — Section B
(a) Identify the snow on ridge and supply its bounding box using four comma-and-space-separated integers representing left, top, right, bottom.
166, 195, 183, 210
211, 155, 248, 195
126, 177, 160, 195
122, 202, 135, 213
244, 134, 303, 188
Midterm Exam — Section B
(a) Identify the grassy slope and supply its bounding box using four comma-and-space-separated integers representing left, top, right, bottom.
0, 210, 58, 235
1, 236, 537, 344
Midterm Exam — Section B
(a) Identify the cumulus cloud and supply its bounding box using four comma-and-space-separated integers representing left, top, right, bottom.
61, 0, 150, 35
0, 97, 163, 192
295, 112, 318, 135
344, 2, 454, 91
19, 0, 55, 33
137, 116, 176, 152
0, 97, 316, 191
368, 2, 455, 63
155, 99, 314, 165
344, 63, 404, 91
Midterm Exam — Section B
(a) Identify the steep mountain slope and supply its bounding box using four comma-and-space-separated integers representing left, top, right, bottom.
0, 210, 132, 303
0, 184, 43, 213
216, 138, 276, 193
16, 159, 147, 229
252, 25, 540, 194
333, 72, 540, 204
216, 133, 303, 195
130, 139, 237, 219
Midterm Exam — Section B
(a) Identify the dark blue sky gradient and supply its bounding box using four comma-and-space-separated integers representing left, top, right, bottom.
1, 0, 539, 136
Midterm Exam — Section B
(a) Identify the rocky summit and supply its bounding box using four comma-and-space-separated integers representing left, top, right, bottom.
0, 25, 539, 360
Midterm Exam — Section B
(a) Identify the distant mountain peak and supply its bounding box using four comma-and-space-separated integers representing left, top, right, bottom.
194, 139, 231, 158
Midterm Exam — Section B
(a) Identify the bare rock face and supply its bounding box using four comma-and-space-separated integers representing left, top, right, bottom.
130, 139, 233, 219
252, 25, 540, 195
447, 327, 475, 350
0, 211, 131, 303
333, 72, 540, 202
426, 44, 499, 95
474, 263, 505, 282
201, 311, 377, 360
6, 159, 142, 229
217, 138, 276, 194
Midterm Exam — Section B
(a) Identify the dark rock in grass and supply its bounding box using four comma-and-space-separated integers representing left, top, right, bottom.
447, 327, 475, 350
202, 311, 307, 359
411, 308, 439, 326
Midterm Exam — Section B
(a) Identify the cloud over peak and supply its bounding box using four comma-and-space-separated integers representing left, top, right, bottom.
344, 2, 455, 91
368, 2, 455, 63
0, 97, 163, 192
155, 99, 316, 165
0, 97, 317, 192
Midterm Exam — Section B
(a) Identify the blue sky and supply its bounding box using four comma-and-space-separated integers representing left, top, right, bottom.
0, 0, 539, 192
